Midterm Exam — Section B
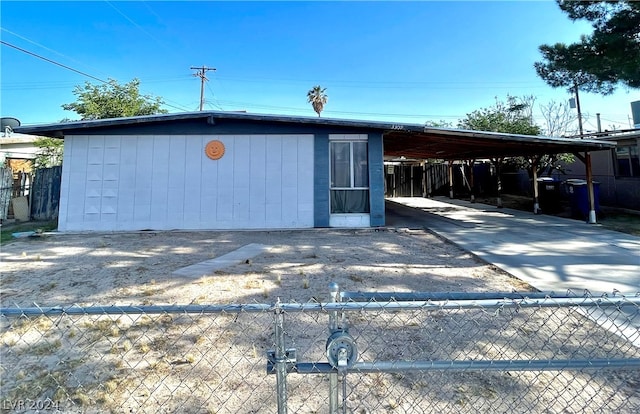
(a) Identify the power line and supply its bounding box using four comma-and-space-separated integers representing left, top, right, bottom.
1, 40, 108, 84
1, 40, 191, 113
206, 82, 224, 110
0, 27, 109, 79
103, 0, 165, 48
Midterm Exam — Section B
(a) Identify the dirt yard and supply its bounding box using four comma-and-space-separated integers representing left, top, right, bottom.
1, 228, 639, 413
0, 227, 533, 307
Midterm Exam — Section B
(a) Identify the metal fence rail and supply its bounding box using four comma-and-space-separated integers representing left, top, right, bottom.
1, 286, 639, 413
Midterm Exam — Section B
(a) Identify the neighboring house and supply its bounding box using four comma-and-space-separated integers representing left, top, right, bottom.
15, 111, 614, 232
561, 129, 640, 211
0, 132, 39, 171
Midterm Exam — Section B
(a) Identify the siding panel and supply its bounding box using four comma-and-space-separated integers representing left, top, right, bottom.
58, 134, 314, 231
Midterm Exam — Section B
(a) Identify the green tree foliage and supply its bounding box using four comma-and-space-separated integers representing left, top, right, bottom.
62, 78, 168, 120
457, 95, 541, 136
458, 95, 574, 177
306, 86, 328, 117
424, 120, 454, 128
534, 0, 640, 95
34, 137, 64, 168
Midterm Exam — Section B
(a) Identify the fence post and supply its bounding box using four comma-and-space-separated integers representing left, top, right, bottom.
274, 299, 288, 414
328, 282, 340, 414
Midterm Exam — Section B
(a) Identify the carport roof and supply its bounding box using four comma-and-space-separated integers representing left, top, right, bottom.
15, 111, 616, 160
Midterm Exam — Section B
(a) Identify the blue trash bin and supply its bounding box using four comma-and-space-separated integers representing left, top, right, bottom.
564, 179, 600, 219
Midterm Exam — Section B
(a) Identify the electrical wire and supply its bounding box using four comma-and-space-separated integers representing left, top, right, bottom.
1, 40, 108, 84
214, 75, 544, 88
206, 83, 224, 111
0, 27, 110, 79
103, 0, 165, 49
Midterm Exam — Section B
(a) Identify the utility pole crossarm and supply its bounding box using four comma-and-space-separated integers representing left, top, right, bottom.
191, 66, 216, 111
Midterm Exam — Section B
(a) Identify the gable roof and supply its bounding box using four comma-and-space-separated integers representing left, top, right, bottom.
15, 111, 616, 160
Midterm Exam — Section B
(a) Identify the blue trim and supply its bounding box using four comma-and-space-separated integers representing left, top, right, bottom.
40, 118, 378, 137
368, 133, 385, 226
314, 134, 330, 227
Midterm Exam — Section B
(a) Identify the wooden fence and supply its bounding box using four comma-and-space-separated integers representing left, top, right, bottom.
0, 166, 61, 222
30, 165, 62, 221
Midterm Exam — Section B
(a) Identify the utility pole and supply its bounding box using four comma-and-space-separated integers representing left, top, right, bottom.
191, 66, 216, 111
573, 80, 583, 137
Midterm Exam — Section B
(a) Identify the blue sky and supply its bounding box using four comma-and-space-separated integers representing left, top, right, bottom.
1, 0, 638, 133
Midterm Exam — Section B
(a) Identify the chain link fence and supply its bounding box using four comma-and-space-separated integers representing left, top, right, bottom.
2, 287, 639, 413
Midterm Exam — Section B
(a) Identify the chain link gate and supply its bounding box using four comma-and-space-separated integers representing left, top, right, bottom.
2, 285, 640, 413
266, 284, 640, 413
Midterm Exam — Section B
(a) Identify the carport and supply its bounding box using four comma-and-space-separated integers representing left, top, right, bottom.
381, 126, 617, 223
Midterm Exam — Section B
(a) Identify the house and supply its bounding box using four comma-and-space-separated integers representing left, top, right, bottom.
0, 132, 39, 171
15, 111, 615, 232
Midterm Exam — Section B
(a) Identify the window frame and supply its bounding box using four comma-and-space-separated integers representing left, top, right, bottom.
329, 136, 370, 215
329, 140, 369, 191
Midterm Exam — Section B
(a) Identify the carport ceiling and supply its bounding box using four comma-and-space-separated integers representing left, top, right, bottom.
383, 127, 617, 160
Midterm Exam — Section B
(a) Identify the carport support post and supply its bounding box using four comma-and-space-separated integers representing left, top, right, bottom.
573, 152, 597, 224
532, 156, 540, 214
468, 160, 476, 203
410, 164, 414, 197
585, 152, 597, 223
492, 158, 503, 208
448, 160, 454, 199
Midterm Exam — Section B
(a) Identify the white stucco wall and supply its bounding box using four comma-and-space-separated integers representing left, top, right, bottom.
58, 134, 314, 231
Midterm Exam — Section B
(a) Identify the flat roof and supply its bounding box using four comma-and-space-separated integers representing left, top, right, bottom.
15, 111, 616, 160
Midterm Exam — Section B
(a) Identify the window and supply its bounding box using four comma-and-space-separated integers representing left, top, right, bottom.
614, 144, 640, 177
330, 140, 369, 213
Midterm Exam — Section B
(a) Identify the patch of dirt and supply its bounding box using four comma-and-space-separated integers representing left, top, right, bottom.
0, 228, 529, 307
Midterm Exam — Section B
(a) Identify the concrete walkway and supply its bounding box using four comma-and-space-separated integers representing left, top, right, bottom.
386, 197, 640, 296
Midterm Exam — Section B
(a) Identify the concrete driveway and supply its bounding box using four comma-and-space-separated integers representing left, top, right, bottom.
386, 197, 640, 296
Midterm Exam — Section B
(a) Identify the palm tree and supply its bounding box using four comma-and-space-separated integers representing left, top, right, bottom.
307, 86, 328, 117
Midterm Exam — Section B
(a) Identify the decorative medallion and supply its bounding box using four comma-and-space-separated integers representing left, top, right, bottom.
205, 140, 225, 160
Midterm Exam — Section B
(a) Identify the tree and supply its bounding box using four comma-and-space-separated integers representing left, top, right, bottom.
458, 96, 573, 179
62, 78, 168, 120
34, 137, 64, 168
424, 120, 454, 128
457, 95, 541, 136
307, 86, 328, 117
534, 0, 640, 95
539, 99, 580, 137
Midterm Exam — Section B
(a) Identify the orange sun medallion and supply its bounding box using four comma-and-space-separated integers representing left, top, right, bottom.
205, 140, 225, 160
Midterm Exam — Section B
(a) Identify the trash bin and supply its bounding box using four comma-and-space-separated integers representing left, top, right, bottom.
536, 177, 562, 213
564, 179, 600, 219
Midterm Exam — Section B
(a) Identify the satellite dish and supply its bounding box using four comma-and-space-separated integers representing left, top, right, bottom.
1, 117, 21, 136
1, 117, 21, 130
